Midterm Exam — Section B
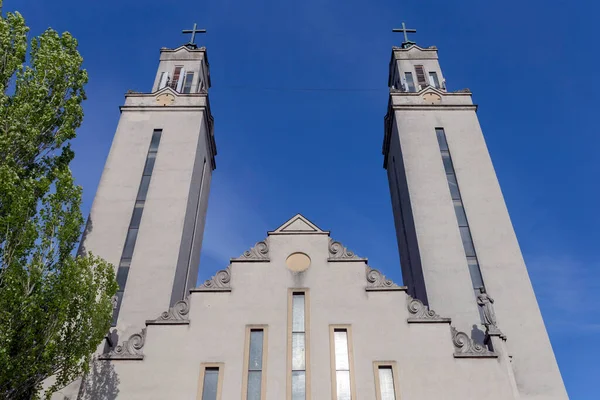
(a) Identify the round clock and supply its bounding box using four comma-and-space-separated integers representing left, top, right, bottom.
422, 93, 441, 105
156, 93, 175, 106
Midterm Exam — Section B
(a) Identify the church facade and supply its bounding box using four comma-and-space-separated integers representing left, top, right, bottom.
53, 29, 568, 400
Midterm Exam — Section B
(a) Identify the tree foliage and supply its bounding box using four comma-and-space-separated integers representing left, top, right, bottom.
0, 4, 117, 399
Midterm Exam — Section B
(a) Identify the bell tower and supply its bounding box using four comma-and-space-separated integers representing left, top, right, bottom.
382, 25, 568, 399
81, 25, 216, 339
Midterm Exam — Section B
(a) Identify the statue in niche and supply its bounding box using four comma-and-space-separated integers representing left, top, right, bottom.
477, 287, 499, 331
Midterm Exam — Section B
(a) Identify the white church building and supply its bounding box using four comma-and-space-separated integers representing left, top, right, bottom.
55, 25, 568, 400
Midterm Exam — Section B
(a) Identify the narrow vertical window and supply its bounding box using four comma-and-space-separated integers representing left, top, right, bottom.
197, 364, 223, 400
414, 65, 428, 89
330, 326, 354, 400
373, 362, 400, 400
183, 72, 194, 93
244, 327, 267, 400
435, 127, 486, 315
428, 71, 440, 88
171, 66, 182, 90
404, 72, 415, 92
112, 129, 162, 326
291, 293, 306, 400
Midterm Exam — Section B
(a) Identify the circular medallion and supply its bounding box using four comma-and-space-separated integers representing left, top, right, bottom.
422, 92, 441, 105
156, 93, 175, 106
286, 252, 311, 272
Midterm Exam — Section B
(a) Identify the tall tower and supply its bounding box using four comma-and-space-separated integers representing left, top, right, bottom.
82, 27, 216, 339
382, 26, 568, 399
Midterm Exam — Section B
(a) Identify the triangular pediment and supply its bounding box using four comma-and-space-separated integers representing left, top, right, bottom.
269, 214, 328, 235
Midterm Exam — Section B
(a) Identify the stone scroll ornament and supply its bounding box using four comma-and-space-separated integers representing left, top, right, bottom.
406, 295, 448, 321
450, 327, 496, 358
197, 266, 232, 290
100, 328, 147, 360
366, 266, 399, 289
233, 240, 269, 261
328, 238, 366, 261
148, 299, 190, 324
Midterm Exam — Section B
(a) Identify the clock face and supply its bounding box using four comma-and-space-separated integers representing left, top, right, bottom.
156, 93, 175, 106
422, 92, 441, 105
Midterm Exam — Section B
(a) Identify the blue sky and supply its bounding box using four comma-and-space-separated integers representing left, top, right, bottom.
10, 0, 599, 397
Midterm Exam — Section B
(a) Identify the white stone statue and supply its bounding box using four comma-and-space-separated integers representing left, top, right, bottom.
477, 287, 497, 329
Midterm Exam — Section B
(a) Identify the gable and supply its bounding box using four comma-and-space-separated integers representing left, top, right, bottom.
269, 213, 329, 235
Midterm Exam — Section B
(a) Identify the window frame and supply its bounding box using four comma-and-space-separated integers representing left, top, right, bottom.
329, 325, 356, 400
287, 288, 311, 400
242, 325, 268, 400
197, 363, 224, 400
373, 361, 401, 400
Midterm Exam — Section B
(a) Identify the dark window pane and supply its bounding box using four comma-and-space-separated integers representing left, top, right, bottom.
429, 71, 440, 88
379, 366, 396, 400
247, 371, 261, 400
447, 174, 461, 200
292, 294, 305, 332
137, 176, 151, 200
468, 257, 484, 288
441, 152, 454, 174
404, 72, 415, 92
130, 205, 144, 229
435, 128, 448, 151
183, 72, 194, 94
121, 228, 139, 259
149, 130, 162, 152
453, 201, 468, 227
116, 267, 129, 290
119, 259, 131, 267
291, 333, 305, 370
459, 226, 476, 257
202, 368, 219, 400
291, 371, 305, 400
248, 330, 263, 370
415, 65, 427, 87
143, 154, 156, 176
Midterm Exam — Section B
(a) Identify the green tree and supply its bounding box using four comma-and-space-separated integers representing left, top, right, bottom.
0, 4, 117, 399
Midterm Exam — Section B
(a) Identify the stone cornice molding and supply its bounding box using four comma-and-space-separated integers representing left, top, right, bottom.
365, 266, 405, 291
146, 299, 190, 325
388, 104, 478, 111
406, 296, 451, 323
450, 327, 497, 358
231, 240, 269, 262
328, 238, 367, 262
98, 328, 146, 361
192, 266, 232, 292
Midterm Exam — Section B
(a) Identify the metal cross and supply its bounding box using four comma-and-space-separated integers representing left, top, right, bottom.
182, 23, 206, 45
392, 22, 417, 44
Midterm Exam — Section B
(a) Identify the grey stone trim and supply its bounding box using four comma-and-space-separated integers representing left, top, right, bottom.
406, 295, 451, 323
99, 328, 146, 361
365, 266, 405, 291
192, 266, 232, 292
450, 327, 497, 358
231, 240, 269, 262
453, 88, 471, 93
328, 238, 367, 262
146, 299, 190, 325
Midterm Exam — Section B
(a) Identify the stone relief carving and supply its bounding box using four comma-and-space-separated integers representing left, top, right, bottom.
406, 295, 450, 322
99, 328, 146, 360
328, 238, 366, 261
365, 266, 402, 290
195, 266, 232, 291
147, 299, 190, 325
232, 240, 269, 261
450, 327, 496, 358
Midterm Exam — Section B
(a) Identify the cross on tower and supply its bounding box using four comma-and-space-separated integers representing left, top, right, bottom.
392, 22, 417, 47
182, 22, 206, 45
